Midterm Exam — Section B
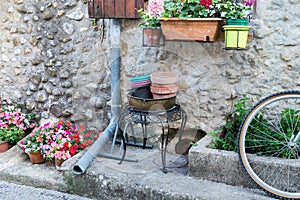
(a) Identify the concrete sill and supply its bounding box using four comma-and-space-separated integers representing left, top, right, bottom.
188, 135, 256, 188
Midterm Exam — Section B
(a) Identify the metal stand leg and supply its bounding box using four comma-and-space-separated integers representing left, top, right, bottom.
161, 106, 187, 173
98, 111, 138, 163
162, 119, 171, 173
141, 115, 147, 149
99, 105, 187, 170
178, 108, 187, 142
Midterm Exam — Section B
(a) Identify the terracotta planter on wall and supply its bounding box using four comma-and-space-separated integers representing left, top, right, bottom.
159, 18, 223, 42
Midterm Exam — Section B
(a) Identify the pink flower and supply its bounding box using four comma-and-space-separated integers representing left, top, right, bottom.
57, 134, 64, 141
148, 0, 164, 16
242, 0, 256, 7
36, 137, 43, 143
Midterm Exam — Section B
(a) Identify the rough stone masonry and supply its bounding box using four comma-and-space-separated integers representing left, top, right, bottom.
1, 0, 300, 136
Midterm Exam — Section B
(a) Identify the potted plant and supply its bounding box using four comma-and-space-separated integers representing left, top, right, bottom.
44, 120, 85, 170
20, 120, 86, 167
159, 0, 224, 42
217, 0, 256, 49
137, 0, 164, 46
20, 127, 48, 164
0, 105, 35, 153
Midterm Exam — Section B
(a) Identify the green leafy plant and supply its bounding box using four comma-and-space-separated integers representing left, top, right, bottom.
20, 127, 48, 154
137, 8, 161, 28
137, 0, 164, 28
247, 108, 300, 159
209, 94, 300, 159
209, 94, 252, 152
216, 0, 255, 19
162, 0, 222, 19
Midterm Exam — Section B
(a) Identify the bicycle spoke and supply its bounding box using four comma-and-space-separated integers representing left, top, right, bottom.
248, 123, 287, 146
239, 92, 300, 199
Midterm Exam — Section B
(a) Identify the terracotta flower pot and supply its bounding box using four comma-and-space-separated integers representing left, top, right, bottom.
151, 72, 178, 85
0, 142, 9, 153
150, 72, 179, 99
143, 28, 162, 46
28, 151, 45, 164
150, 84, 178, 94
152, 93, 177, 99
54, 158, 66, 170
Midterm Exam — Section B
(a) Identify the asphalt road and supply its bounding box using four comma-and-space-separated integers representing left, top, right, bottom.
0, 181, 94, 200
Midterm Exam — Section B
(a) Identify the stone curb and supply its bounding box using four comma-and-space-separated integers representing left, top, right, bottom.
189, 135, 256, 188
0, 145, 275, 200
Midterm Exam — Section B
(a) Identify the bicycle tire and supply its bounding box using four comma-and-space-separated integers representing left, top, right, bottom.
239, 91, 300, 199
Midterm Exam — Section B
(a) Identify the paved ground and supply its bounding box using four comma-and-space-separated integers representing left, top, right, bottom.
0, 144, 277, 200
0, 181, 94, 200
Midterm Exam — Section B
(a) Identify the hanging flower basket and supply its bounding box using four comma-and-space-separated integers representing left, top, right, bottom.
159, 18, 223, 42
142, 28, 165, 47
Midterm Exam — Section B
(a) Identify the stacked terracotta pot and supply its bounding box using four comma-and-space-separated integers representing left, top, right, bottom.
150, 72, 178, 99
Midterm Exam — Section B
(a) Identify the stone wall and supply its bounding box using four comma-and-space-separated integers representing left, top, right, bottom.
121, 0, 300, 134
0, 0, 111, 130
1, 0, 300, 135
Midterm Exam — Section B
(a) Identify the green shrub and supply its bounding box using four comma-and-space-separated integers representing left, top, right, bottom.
209, 94, 251, 152
209, 94, 300, 159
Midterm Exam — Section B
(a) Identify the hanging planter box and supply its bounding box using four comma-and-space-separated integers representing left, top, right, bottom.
159, 18, 224, 42
223, 25, 251, 50
88, 0, 144, 19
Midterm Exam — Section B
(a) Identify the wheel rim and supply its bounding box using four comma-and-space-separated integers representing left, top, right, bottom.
239, 93, 300, 198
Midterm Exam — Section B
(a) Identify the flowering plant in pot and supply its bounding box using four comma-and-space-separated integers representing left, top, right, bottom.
0, 105, 35, 152
20, 120, 92, 166
20, 128, 48, 163
44, 120, 85, 169
137, 0, 164, 46
216, 0, 256, 24
217, 0, 256, 49
20, 128, 47, 154
160, 0, 224, 42
77, 124, 102, 147
162, 0, 221, 19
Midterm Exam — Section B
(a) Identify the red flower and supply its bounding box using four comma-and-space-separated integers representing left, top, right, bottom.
69, 145, 78, 156
63, 142, 69, 149
66, 121, 71, 127
78, 125, 85, 131
200, 0, 212, 9
79, 143, 85, 150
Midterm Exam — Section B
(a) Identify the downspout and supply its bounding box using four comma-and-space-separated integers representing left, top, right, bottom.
73, 19, 121, 174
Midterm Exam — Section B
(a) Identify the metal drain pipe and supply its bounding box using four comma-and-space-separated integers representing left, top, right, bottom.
73, 19, 121, 174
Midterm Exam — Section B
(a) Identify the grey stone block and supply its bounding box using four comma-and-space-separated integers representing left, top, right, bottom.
189, 135, 256, 188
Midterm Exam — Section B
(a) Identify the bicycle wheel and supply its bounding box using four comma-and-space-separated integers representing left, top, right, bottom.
239, 91, 300, 199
